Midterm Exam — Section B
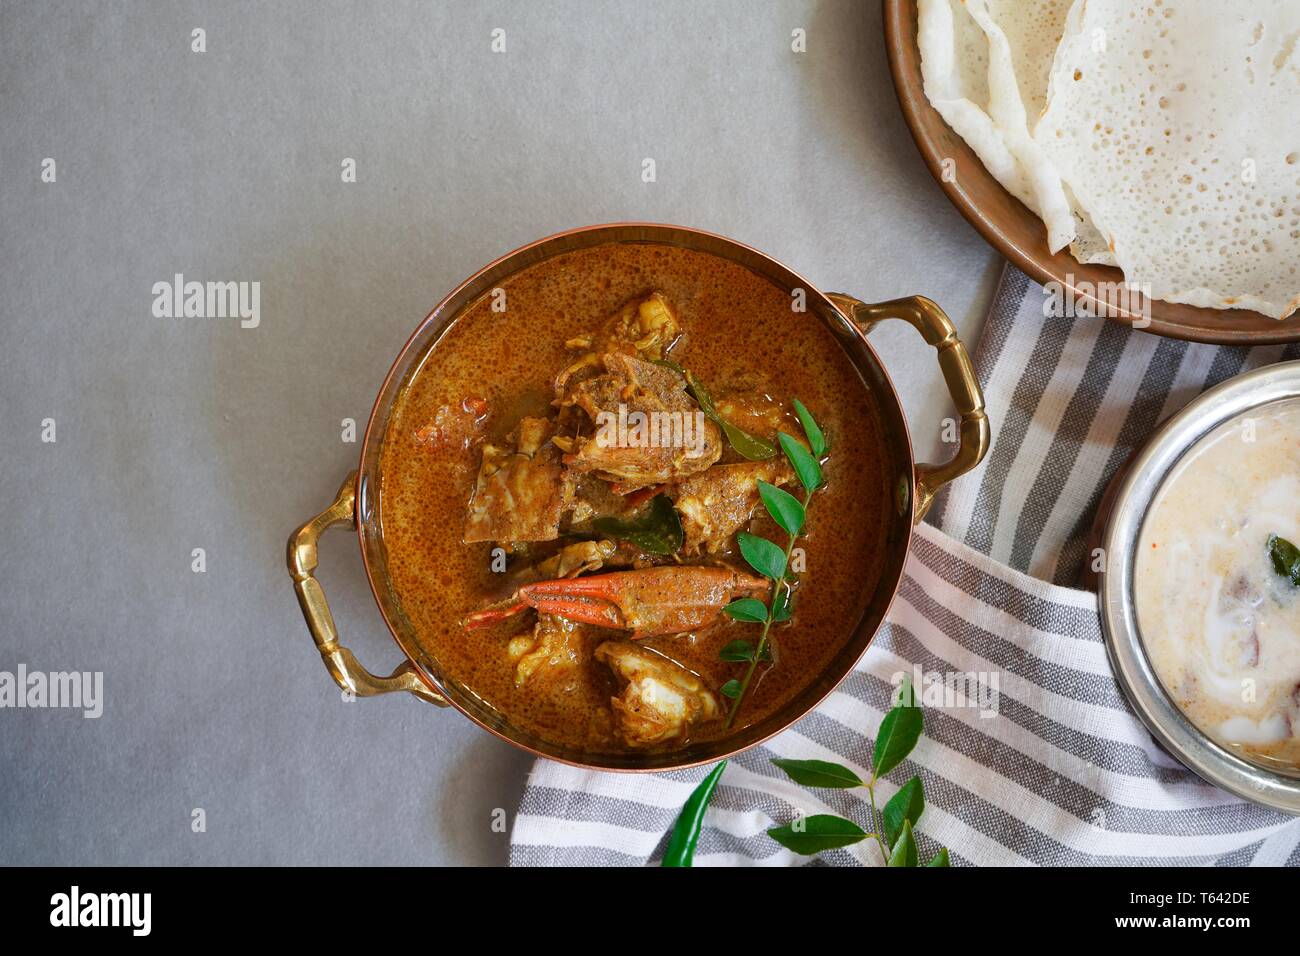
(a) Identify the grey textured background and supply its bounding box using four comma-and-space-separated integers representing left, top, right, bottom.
0, 0, 997, 865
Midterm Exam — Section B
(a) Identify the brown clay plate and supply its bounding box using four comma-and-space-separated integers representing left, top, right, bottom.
882, 0, 1300, 345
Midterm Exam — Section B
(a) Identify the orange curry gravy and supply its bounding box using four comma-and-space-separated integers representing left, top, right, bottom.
379, 242, 890, 756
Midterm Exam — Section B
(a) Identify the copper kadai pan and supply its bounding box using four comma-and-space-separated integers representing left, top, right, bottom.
286, 223, 991, 772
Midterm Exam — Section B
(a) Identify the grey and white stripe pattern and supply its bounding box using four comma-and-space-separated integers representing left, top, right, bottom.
509, 266, 1300, 866
937, 267, 1300, 585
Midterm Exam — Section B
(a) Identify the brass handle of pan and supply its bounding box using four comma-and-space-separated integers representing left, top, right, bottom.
827, 293, 989, 522
287, 471, 449, 706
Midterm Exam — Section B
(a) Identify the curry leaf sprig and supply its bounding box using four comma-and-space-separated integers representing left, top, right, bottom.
720, 399, 827, 729
766, 678, 948, 866
660, 679, 949, 867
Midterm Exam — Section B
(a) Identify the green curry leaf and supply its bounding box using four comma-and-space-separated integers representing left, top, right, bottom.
887, 818, 918, 867
719, 639, 756, 662
737, 531, 787, 581
767, 814, 868, 855
723, 599, 768, 625
769, 582, 794, 622
719, 420, 779, 461
881, 776, 925, 849
771, 758, 865, 789
792, 398, 827, 457
759, 479, 805, 536
873, 705, 923, 780
1267, 533, 1300, 587
778, 432, 823, 494
591, 494, 683, 555
664, 361, 777, 461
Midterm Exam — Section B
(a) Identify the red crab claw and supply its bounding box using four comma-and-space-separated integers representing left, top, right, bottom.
513, 566, 769, 639
464, 599, 529, 629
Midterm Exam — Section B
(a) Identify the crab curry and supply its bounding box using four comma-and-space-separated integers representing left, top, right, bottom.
379, 242, 891, 756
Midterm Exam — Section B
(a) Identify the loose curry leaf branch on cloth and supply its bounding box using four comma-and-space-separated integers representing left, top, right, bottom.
768, 677, 946, 866
663, 677, 949, 867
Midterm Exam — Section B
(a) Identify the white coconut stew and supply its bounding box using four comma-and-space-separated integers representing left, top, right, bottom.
1136, 400, 1300, 773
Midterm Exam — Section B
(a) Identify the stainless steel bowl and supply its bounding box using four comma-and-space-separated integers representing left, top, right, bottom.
1098, 361, 1300, 813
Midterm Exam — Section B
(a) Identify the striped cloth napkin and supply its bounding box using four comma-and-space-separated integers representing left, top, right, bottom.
509, 265, 1300, 866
